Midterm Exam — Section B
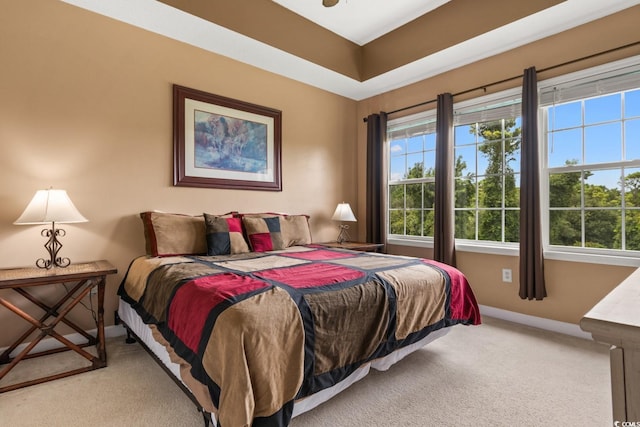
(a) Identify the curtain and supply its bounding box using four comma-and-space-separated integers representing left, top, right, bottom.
366, 112, 387, 245
434, 93, 456, 266
519, 67, 546, 300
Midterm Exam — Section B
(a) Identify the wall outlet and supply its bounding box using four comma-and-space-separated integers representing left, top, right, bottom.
502, 268, 512, 283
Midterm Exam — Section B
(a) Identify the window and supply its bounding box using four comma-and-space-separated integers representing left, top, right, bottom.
384, 55, 640, 263
387, 113, 437, 239
541, 62, 640, 253
453, 92, 522, 244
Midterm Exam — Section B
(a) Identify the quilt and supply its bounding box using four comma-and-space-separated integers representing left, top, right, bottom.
118, 245, 481, 427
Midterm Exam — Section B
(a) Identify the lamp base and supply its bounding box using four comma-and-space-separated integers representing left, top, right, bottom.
336, 224, 351, 244
36, 223, 71, 269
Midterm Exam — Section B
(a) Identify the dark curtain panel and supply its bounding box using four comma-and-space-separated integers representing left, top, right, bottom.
434, 93, 456, 266
366, 112, 387, 245
519, 67, 546, 300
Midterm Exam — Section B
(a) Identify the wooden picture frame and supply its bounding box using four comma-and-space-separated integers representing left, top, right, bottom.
173, 84, 282, 191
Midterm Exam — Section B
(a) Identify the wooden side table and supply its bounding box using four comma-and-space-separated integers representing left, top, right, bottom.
0, 260, 117, 393
318, 241, 385, 252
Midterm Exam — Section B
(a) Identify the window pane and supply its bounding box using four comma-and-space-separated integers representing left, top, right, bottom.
390, 156, 405, 181
625, 209, 640, 250
585, 209, 621, 249
505, 138, 521, 173
455, 145, 476, 175
424, 133, 436, 150
626, 89, 640, 118
549, 102, 581, 131
478, 210, 502, 242
390, 139, 406, 155
424, 182, 435, 209
389, 184, 404, 209
585, 94, 621, 124
406, 153, 424, 177
405, 183, 422, 209
389, 210, 404, 235
549, 210, 581, 246
407, 135, 423, 153
549, 172, 581, 207
585, 123, 622, 164
424, 151, 436, 173
455, 210, 476, 239
626, 119, 640, 160
455, 125, 476, 146
505, 210, 520, 243
479, 176, 503, 208
505, 173, 520, 208
423, 210, 435, 237
623, 167, 640, 207
585, 169, 622, 208
477, 141, 498, 175
406, 210, 422, 236
548, 128, 582, 167
455, 177, 476, 208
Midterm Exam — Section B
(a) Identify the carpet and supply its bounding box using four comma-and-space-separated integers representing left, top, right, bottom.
0, 316, 611, 426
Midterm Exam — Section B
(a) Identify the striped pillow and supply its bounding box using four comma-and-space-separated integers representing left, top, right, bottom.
204, 213, 250, 255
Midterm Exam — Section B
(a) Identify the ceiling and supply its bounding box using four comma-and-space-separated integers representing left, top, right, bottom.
61, 0, 640, 100
271, 0, 451, 45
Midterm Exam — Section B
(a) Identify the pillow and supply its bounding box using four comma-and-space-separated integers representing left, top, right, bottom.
280, 215, 312, 246
242, 216, 286, 252
203, 213, 250, 255
236, 212, 312, 248
140, 212, 207, 256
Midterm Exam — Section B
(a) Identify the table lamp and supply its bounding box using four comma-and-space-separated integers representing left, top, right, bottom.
14, 188, 88, 269
331, 202, 357, 243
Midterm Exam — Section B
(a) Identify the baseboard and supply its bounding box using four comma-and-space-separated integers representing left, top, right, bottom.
479, 304, 592, 340
0, 325, 127, 359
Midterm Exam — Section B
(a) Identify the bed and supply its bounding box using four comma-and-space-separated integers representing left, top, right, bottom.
116, 212, 481, 427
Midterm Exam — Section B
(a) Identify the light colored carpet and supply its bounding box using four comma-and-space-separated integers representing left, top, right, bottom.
0, 316, 611, 427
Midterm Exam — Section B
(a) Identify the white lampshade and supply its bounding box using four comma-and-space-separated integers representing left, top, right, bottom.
331, 202, 357, 222
14, 189, 88, 225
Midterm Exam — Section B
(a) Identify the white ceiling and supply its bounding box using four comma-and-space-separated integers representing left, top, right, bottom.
272, 0, 451, 45
61, 0, 640, 100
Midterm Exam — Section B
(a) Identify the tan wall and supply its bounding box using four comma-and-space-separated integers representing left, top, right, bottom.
0, 1, 357, 346
360, 7, 640, 325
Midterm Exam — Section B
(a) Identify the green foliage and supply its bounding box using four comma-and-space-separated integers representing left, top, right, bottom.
390, 121, 637, 251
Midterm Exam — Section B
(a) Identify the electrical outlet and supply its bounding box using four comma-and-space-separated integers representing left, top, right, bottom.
502, 268, 512, 283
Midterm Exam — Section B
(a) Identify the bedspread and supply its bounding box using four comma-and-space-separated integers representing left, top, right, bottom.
118, 245, 480, 427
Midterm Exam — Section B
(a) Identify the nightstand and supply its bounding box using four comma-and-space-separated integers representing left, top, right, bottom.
318, 241, 385, 252
0, 260, 117, 393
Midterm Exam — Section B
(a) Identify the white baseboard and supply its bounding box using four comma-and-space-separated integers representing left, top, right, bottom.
479, 304, 592, 340
0, 325, 127, 359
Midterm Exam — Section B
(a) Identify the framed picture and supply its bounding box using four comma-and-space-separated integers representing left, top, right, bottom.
173, 84, 282, 191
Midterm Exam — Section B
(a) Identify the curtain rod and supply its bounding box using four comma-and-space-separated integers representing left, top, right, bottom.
363, 40, 640, 122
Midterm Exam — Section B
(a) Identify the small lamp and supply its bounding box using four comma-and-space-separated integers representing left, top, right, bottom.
331, 202, 357, 244
14, 188, 88, 269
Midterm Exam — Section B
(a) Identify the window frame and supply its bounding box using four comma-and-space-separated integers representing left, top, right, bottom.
386, 54, 640, 267
539, 55, 640, 267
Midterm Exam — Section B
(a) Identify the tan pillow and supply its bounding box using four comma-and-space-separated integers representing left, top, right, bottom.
280, 215, 312, 246
140, 212, 207, 256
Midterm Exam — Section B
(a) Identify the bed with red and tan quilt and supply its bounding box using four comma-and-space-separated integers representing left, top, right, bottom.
118, 242, 480, 427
